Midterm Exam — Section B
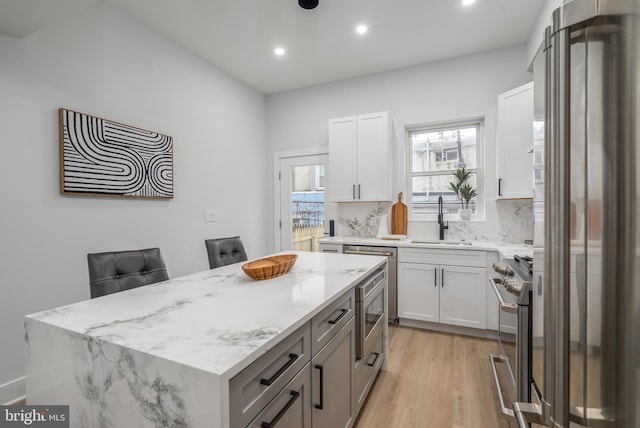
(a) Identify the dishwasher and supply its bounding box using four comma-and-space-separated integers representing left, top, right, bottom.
343, 245, 398, 323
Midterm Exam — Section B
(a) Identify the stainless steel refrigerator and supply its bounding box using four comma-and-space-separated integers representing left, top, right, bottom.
515, 1, 640, 427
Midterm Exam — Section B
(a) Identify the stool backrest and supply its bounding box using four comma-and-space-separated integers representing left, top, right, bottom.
205, 236, 248, 269
87, 248, 169, 298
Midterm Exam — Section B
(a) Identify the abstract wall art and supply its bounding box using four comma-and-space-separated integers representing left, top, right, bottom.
59, 108, 173, 198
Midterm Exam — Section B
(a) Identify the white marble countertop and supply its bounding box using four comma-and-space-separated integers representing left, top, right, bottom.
319, 236, 533, 259
26, 251, 386, 380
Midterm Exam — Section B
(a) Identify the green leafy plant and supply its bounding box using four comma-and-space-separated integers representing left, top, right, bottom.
458, 183, 478, 209
449, 167, 478, 209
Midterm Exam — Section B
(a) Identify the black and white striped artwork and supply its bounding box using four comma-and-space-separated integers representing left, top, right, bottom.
59, 109, 173, 198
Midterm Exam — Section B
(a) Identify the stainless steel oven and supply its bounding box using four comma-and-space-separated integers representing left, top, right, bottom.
355, 267, 385, 360
489, 256, 533, 424
344, 245, 397, 322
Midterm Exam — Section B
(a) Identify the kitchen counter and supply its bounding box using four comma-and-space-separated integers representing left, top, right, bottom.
25, 251, 386, 428
319, 236, 533, 259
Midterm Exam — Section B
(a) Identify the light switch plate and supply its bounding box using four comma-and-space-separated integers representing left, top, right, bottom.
204, 210, 217, 222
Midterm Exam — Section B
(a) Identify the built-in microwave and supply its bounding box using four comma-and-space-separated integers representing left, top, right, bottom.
355, 268, 385, 360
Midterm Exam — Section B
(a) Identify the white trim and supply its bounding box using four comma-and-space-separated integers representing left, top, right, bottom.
273, 147, 329, 252
273, 146, 328, 160
1, 376, 25, 405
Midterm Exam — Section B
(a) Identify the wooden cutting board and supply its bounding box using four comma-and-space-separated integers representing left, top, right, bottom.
391, 192, 407, 235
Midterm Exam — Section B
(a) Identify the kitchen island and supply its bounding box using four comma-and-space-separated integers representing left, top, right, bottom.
25, 251, 387, 428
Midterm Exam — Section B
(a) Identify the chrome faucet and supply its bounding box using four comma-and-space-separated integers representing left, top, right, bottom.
438, 196, 448, 240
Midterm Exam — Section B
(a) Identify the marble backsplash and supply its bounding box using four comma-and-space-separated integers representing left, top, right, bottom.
336, 199, 534, 244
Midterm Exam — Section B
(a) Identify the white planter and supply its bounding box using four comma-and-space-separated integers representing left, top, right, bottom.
458, 208, 472, 221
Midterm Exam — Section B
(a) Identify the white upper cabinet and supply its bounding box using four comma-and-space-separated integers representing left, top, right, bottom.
329, 111, 392, 202
496, 82, 534, 199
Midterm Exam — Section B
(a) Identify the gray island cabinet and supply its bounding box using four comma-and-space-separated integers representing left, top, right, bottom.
25, 251, 386, 428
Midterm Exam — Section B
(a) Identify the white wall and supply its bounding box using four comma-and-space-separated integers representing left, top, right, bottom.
0, 2, 268, 403
526, 0, 563, 67
266, 45, 533, 248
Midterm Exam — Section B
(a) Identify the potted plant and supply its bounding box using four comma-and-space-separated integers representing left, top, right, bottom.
449, 167, 478, 220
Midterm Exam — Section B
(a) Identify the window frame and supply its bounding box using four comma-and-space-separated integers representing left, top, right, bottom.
315, 165, 325, 191
405, 118, 485, 222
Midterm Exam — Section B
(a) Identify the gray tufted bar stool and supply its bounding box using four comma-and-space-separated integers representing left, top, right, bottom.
205, 236, 248, 269
87, 248, 169, 298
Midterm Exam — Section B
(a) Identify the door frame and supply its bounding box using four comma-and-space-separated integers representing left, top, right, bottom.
273, 147, 330, 252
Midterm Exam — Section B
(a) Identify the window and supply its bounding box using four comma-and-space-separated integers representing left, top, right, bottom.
292, 165, 325, 191
407, 120, 483, 218
434, 149, 459, 163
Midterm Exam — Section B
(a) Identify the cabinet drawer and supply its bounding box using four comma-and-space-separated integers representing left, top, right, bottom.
311, 288, 355, 356
319, 243, 342, 253
230, 323, 311, 428
246, 363, 312, 428
355, 325, 383, 415
398, 247, 486, 267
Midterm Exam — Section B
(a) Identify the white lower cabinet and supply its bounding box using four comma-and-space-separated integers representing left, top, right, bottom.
398, 248, 487, 329
439, 265, 487, 329
398, 262, 439, 323
318, 243, 343, 253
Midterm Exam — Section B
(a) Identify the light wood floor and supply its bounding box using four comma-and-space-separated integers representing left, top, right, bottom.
17, 325, 509, 427
354, 325, 510, 428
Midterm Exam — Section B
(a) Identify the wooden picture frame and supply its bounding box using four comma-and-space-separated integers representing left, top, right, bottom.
59, 108, 173, 199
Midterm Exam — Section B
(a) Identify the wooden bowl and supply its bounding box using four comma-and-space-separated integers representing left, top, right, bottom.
242, 254, 298, 280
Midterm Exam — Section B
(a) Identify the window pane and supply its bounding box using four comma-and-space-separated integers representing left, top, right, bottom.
411, 126, 477, 172
291, 165, 325, 228
411, 173, 478, 215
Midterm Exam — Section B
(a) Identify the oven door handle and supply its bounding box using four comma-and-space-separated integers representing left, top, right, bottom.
513, 402, 544, 428
490, 354, 516, 419
343, 249, 393, 257
489, 277, 518, 314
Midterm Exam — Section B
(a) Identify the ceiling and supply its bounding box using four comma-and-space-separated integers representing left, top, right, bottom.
0, 0, 544, 94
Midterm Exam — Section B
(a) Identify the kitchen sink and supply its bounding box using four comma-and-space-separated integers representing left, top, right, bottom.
410, 240, 473, 246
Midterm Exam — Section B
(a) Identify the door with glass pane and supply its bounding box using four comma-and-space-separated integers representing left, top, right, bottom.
277, 154, 333, 252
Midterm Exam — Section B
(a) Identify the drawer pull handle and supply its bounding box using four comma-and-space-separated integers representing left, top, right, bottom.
260, 390, 300, 428
314, 364, 324, 409
260, 353, 299, 386
366, 352, 380, 367
328, 308, 349, 325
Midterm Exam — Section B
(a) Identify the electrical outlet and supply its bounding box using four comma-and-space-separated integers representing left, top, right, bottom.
204, 210, 217, 222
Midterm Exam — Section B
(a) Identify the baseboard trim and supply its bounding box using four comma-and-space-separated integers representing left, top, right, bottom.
398, 318, 499, 340
5, 396, 26, 406
1, 376, 25, 405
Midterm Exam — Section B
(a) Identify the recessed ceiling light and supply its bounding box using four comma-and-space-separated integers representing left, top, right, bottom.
356, 25, 368, 35
462, 0, 476, 5
274, 47, 286, 56
299, 0, 319, 9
